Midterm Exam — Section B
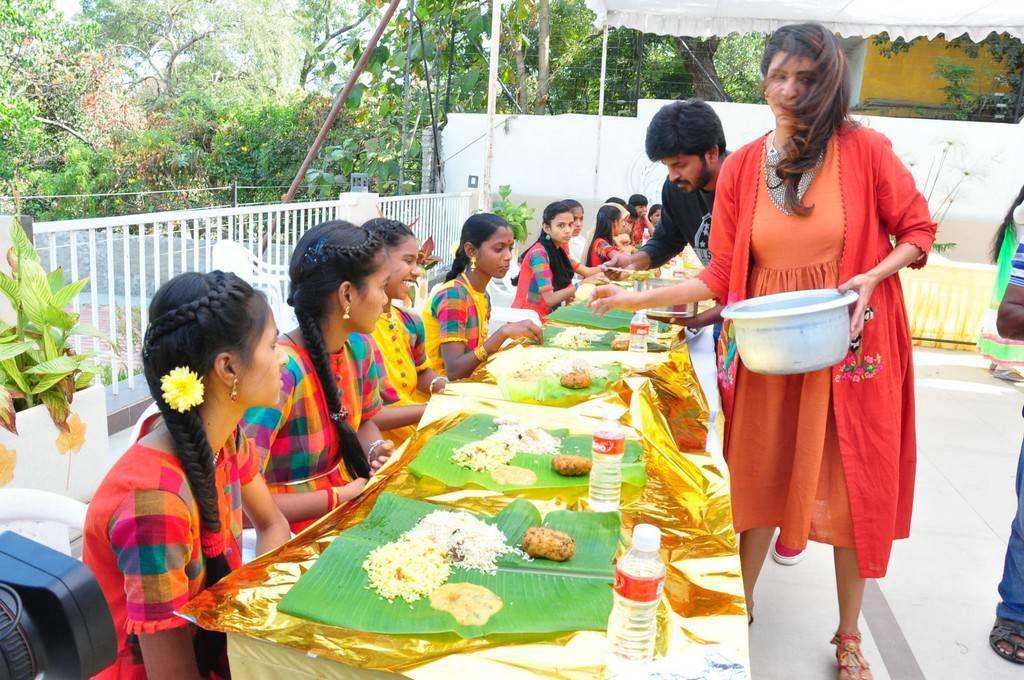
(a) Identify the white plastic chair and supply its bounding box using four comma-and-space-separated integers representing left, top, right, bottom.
0, 489, 88, 557
211, 240, 296, 330
486, 261, 521, 309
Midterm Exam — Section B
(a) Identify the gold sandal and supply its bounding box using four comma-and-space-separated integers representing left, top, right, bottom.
831, 632, 873, 680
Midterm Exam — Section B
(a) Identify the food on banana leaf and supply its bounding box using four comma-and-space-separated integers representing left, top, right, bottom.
362, 535, 450, 603
451, 439, 515, 472
611, 335, 631, 351
490, 465, 538, 485
549, 327, 597, 350
574, 283, 597, 301
364, 510, 526, 603
451, 418, 562, 472
429, 583, 504, 625
521, 527, 576, 562
551, 454, 592, 477
560, 369, 593, 389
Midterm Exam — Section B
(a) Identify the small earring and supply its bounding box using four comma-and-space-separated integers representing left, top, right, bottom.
343, 303, 351, 320
230, 377, 238, 401
470, 255, 477, 270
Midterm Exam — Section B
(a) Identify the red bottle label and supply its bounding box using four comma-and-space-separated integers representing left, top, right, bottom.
630, 322, 650, 338
614, 567, 665, 603
592, 431, 625, 455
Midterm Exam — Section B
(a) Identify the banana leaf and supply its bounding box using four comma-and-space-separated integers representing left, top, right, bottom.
542, 326, 668, 353
498, 363, 623, 407
278, 492, 620, 638
407, 414, 646, 493
547, 302, 634, 332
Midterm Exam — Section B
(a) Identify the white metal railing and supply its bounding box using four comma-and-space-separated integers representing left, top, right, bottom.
379, 191, 474, 284
32, 199, 352, 394
30, 192, 474, 395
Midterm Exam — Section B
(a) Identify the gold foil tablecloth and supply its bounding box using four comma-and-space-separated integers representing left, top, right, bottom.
182, 353, 746, 677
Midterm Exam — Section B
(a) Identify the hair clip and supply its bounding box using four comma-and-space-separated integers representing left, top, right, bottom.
329, 407, 350, 424
304, 237, 331, 265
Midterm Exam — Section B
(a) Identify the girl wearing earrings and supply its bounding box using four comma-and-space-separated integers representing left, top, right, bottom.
423, 213, 542, 380
512, 200, 604, 320
243, 221, 396, 533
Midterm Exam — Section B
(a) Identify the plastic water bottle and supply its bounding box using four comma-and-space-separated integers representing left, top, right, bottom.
606, 524, 666, 672
587, 425, 625, 512
628, 309, 650, 353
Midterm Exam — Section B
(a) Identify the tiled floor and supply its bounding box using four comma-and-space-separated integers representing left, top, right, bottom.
687, 335, 1024, 680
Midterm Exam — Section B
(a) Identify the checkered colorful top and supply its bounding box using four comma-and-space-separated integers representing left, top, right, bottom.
1010, 242, 1024, 289
423, 276, 490, 373
513, 241, 580, 320
243, 340, 383, 496
587, 237, 618, 267
82, 422, 256, 678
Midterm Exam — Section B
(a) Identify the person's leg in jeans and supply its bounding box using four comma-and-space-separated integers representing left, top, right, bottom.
992, 438, 1024, 662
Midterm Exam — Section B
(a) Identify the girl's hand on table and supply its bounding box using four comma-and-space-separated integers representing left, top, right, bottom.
333, 478, 368, 504
589, 286, 640, 316
369, 440, 396, 472
502, 320, 543, 343
838, 273, 878, 340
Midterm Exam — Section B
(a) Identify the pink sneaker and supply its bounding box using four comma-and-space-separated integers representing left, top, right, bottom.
771, 535, 806, 566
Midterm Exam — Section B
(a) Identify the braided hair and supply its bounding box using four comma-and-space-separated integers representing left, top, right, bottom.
141, 270, 270, 674
445, 213, 511, 282
362, 217, 415, 248
288, 221, 386, 480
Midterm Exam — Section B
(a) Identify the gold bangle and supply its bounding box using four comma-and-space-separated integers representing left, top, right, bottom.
473, 345, 490, 362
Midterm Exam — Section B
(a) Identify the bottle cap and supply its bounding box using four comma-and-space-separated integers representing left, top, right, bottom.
632, 524, 661, 552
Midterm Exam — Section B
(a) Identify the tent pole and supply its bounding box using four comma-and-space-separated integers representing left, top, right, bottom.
482, 0, 503, 210
592, 26, 609, 207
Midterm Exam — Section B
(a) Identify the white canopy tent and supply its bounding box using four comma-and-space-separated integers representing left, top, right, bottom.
480, 0, 1024, 204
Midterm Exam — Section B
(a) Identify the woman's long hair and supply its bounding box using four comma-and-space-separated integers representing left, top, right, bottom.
513, 201, 575, 290
761, 23, 852, 216
991, 184, 1024, 264
445, 213, 510, 282
589, 204, 622, 256
288, 221, 387, 480
141, 270, 270, 674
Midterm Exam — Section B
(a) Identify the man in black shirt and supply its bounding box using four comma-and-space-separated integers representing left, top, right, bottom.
607, 99, 728, 329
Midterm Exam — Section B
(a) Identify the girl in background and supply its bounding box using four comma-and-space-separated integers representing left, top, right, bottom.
980, 185, 1024, 382
512, 200, 603, 320
424, 213, 541, 380
588, 203, 628, 267
84, 271, 290, 679
563, 198, 588, 263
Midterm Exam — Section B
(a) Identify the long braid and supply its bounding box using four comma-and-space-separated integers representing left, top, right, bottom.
446, 249, 470, 282
141, 271, 269, 677
295, 309, 372, 479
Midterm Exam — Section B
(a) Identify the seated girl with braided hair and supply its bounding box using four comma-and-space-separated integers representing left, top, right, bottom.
242, 220, 397, 533
350, 217, 447, 444
83, 271, 290, 679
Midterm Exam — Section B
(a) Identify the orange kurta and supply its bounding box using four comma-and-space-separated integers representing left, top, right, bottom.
728, 139, 855, 548
699, 125, 937, 577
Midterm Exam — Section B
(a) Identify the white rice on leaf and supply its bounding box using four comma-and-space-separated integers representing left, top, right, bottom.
408, 510, 528, 574
362, 535, 451, 603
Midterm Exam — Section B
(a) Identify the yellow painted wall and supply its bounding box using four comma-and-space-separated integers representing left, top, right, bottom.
860, 39, 1012, 106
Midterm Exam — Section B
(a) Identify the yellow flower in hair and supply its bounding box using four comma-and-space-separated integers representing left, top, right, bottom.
161, 367, 205, 413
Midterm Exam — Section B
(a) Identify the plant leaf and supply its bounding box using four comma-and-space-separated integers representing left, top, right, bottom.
39, 389, 70, 432
0, 384, 17, 434
0, 340, 35, 362
48, 268, 65, 293
74, 372, 95, 391
25, 355, 80, 375
0, 274, 18, 309
1, 359, 30, 395
9, 220, 40, 264
51, 277, 88, 309
30, 372, 73, 394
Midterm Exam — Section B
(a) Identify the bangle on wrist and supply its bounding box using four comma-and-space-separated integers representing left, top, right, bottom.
473, 344, 490, 362
367, 439, 387, 458
326, 487, 337, 511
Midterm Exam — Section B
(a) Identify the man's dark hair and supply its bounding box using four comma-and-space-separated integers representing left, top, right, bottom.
628, 194, 648, 208
645, 99, 726, 162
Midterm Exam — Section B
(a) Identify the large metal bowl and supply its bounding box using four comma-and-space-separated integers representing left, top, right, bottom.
721, 288, 858, 375
639, 278, 698, 322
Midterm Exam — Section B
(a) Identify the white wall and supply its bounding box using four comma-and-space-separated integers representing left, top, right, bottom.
441, 100, 1024, 262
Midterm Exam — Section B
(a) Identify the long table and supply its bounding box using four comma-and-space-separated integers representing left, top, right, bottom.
181, 335, 750, 678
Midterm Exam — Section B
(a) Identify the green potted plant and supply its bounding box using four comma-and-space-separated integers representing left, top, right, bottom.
491, 185, 534, 243
0, 217, 114, 499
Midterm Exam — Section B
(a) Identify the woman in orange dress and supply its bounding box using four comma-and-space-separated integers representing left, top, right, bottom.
591, 23, 936, 679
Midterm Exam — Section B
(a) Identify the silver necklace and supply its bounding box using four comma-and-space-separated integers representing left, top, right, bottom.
765, 141, 824, 215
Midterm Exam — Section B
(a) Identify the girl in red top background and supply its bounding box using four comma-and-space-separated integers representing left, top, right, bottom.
512, 201, 602, 320
587, 203, 628, 267
84, 271, 290, 679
